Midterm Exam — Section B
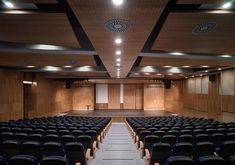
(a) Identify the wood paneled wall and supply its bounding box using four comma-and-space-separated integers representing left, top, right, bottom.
123, 84, 143, 110
72, 85, 94, 110
0, 70, 23, 121
144, 84, 164, 110
25, 74, 72, 118
108, 84, 120, 109
164, 81, 183, 114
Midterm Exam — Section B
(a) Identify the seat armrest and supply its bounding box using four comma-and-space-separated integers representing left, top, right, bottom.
139, 141, 144, 158
86, 148, 91, 160
75, 163, 81, 165
93, 141, 97, 158
145, 149, 151, 165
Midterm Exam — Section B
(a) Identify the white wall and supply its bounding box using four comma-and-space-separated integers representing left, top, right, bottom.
96, 84, 108, 103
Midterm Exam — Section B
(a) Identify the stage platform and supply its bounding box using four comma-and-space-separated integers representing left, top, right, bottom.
64, 110, 174, 122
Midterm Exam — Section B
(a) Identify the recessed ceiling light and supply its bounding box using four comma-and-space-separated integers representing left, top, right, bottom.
201, 65, 209, 68
156, 73, 162, 76
218, 68, 222, 71
116, 63, 120, 66
134, 73, 139, 75
200, 74, 203, 76
167, 73, 173, 76
25, 65, 36, 68
117, 68, 120, 71
205, 70, 208, 73
222, 2, 232, 9
115, 38, 122, 44
220, 54, 232, 58
145, 73, 150, 75
44, 66, 60, 71
64, 65, 73, 68
192, 75, 195, 78
182, 66, 191, 68
31, 44, 63, 50
163, 65, 172, 68
116, 58, 121, 62
116, 50, 121, 55
4, 1, 14, 8
112, 0, 124, 6
171, 52, 184, 56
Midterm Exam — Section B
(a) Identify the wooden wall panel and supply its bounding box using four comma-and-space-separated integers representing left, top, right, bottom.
95, 103, 108, 110
73, 85, 94, 110
0, 70, 23, 121
144, 84, 164, 110
124, 84, 136, 109
108, 84, 120, 109
135, 85, 143, 110
25, 74, 73, 118
164, 81, 183, 114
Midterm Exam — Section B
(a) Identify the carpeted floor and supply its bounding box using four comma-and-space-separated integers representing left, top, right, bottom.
91, 123, 145, 165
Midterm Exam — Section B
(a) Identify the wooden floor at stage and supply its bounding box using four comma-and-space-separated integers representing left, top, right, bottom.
64, 110, 173, 117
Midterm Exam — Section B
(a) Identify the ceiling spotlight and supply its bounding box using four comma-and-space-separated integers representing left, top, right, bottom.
116, 63, 120, 66
115, 38, 122, 44
220, 54, 232, 58
167, 73, 173, 76
201, 65, 209, 68
4, 1, 14, 8
116, 58, 121, 62
171, 52, 184, 56
218, 68, 222, 71
182, 66, 191, 68
116, 50, 121, 55
205, 70, 208, 73
112, 0, 124, 6
117, 68, 120, 71
192, 75, 195, 78
64, 65, 73, 68
222, 2, 232, 9
200, 74, 203, 76
25, 65, 36, 68
163, 65, 172, 68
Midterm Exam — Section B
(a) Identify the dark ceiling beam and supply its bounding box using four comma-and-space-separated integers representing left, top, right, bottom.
57, 0, 95, 51
142, 0, 177, 52
140, 52, 235, 61
0, 66, 107, 73
0, 41, 96, 55
131, 66, 194, 74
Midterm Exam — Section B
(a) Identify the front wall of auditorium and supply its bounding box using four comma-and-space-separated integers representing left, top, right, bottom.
1, 69, 235, 122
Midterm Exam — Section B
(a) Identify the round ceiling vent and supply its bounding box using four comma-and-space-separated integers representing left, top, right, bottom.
105, 19, 131, 32
192, 21, 217, 35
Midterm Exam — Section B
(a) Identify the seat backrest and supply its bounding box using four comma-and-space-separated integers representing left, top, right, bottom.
77, 135, 92, 151
165, 156, 193, 165
2, 140, 20, 159
41, 156, 68, 165
178, 134, 193, 143
61, 135, 76, 144
195, 155, 225, 165
194, 142, 215, 159
161, 135, 177, 146
9, 155, 38, 165
44, 134, 60, 142
173, 142, 193, 157
151, 143, 172, 165
65, 142, 86, 165
144, 135, 160, 151
217, 141, 235, 159
43, 142, 64, 157
22, 141, 43, 161
0, 155, 7, 165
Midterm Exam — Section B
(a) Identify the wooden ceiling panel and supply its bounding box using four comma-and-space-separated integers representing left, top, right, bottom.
0, 53, 96, 67
177, 0, 224, 4
140, 57, 234, 67
69, 0, 167, 77
152, 12, 235, 55
0, 13, 80, 48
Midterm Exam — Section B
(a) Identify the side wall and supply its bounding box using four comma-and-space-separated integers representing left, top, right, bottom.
165, 69, 235, 122
0, 70, 23, 121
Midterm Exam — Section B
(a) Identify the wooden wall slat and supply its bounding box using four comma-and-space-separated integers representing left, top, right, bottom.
108, 84, 120, 109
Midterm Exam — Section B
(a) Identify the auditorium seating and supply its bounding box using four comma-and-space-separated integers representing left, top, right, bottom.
0, 116, 111, 165
126, 116, 235, 165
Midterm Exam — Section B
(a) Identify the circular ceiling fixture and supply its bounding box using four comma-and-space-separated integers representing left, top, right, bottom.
105, 19, 131, 32
192, 21, 217, 35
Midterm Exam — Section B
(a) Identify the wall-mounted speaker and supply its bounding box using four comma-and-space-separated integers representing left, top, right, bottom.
162, 79, 171, 89
209, 75, 216, 82
65, 80, 73, 89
